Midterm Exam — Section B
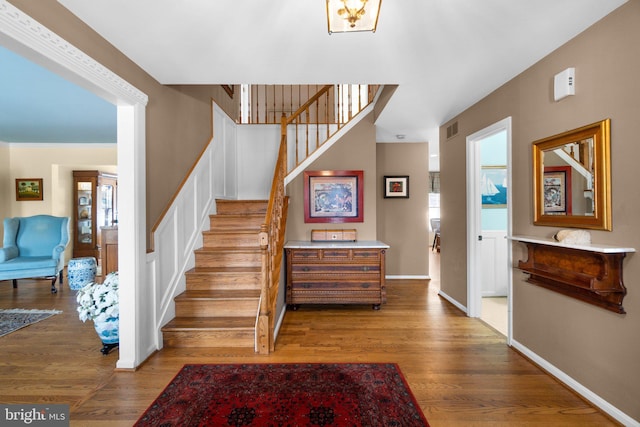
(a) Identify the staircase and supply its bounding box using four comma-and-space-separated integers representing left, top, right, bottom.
161, 199, 267, 349
158, 85, 380, 353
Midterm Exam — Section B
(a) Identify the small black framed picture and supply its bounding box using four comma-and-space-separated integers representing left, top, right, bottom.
384, 176, 409, 198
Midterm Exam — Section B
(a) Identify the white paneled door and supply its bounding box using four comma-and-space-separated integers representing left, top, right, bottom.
480, 231, 508, 297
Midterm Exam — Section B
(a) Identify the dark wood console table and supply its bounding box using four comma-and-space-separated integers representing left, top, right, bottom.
512, 236, 634, 314
284, 241, 389, 310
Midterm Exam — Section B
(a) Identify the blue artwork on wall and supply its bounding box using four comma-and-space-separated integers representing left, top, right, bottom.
481, 166, 507, 207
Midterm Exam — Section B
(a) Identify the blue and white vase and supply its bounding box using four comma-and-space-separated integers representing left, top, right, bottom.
68, 257, 97, 290
93, 316, 119, 355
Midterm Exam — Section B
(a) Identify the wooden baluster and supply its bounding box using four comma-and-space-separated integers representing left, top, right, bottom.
315, 97, 319, 152
295, 117, 300, 168
304, 106, 309, 158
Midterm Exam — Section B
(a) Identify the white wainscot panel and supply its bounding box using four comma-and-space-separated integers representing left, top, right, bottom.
196, 151, 214, 223
157, 214, 179, 303
223, 115, 237, 198
213, 106, 226, 198
179, 183, 198, 259
237, 124, 279, 199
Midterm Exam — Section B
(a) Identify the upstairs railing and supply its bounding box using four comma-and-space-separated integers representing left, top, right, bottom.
241, 85, 330, 125
241, 84, 378, 173
283, 84, 378, 173
256, 84, 378, 353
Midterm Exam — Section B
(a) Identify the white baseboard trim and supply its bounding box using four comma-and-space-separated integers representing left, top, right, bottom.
386, 275, 430, 280
511, 339, 639, 427
437, 290, 468, 314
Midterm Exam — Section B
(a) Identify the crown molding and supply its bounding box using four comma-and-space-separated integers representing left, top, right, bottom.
0, 0, 147, 106
8, 142, 117, 148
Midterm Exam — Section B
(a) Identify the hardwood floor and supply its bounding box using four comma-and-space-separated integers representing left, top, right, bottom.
0, 274, 618, 426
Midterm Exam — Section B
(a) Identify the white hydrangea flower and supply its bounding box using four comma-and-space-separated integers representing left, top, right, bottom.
76, 272, 119, 323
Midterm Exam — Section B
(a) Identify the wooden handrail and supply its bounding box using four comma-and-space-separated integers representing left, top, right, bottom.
283, 85, 333, 126
257, 128, 289, 354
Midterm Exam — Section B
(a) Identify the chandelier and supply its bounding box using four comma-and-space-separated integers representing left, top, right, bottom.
326, 0, 382, 34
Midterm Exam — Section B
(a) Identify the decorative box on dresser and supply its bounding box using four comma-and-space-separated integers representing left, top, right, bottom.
284, 240, 390, 310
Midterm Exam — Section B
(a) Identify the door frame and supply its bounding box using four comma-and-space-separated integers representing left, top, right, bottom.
0, 1, 148, 369
466, 117, 513, 343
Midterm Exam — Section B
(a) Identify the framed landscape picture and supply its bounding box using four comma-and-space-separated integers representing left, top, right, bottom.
15, 178, 43, 201
304, 170, 364, 223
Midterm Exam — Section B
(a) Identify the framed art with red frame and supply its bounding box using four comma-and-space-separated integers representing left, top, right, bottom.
304, 170, 364, 223
543, 166, 572, 215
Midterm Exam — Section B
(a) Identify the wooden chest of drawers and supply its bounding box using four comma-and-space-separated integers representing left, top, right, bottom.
284, 241, 389, 310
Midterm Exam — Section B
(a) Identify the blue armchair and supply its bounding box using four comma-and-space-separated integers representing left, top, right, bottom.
0, 215, 70, 293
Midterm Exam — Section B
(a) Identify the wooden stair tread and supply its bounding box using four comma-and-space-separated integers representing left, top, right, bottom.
216, 200, 268, 215
175, 289, 260, 300
163, 317, 255, 330
204, 228, 260, 233
163, 198, 272, 351
187, 266, 261, 274
195, 247, 261, 253
210, 213, 265, 219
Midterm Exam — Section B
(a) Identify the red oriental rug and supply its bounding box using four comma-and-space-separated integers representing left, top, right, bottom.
134, 363, 429, 426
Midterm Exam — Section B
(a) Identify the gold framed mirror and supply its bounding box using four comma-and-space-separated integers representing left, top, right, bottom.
533, 119, 611, 230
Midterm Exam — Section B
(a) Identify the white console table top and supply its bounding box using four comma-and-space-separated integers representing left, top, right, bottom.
509, 235, 635, 254
285, 240, 390, 249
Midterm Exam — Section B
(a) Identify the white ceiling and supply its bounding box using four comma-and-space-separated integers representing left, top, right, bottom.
3, 1, 629, 170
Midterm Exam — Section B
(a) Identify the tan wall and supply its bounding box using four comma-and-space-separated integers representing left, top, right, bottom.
285, 113, 377, 242
376, 143, 430, 276
440, 1, 640, 419
373, 85, 398, 123
7, 0, 237, 249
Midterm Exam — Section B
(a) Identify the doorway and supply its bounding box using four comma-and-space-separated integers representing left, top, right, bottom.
0, 3, 147, 369
466, 117, 512, 342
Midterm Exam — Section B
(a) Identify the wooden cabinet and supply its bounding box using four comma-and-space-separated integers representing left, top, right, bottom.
72, 170, 117, 263
285, 241, 389, 310
101, 226, 118, 275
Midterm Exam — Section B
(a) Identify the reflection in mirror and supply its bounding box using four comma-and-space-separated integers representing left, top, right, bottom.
543, 136, 593, 216
533, 119, 611, 230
